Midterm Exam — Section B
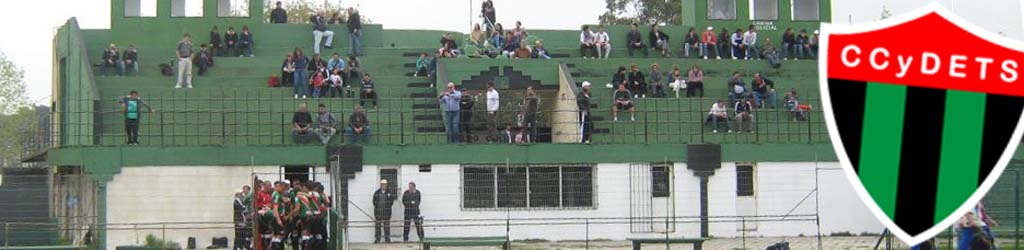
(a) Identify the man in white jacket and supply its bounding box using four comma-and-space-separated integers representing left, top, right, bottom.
742, 25, 759, 60
486, 82, 500, 142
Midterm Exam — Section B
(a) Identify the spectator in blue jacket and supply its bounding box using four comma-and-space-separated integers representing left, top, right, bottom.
440, 82, 463, 143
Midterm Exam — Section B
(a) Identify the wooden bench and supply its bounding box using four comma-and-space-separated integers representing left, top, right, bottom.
422, 236, 509, 250
626, 237, 708, 250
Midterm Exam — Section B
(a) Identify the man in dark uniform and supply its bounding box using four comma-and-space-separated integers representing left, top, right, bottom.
459, 89, 476, 142
577, 81, 592, 144
402, 182, 424, 242
372, 179, 396, 243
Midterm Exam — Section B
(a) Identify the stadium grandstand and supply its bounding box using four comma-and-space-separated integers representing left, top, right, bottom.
11, 0, 1020, 249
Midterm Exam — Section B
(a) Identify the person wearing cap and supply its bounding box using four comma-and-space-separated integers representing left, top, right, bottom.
577, 82, 593, 143
402, 182, 424, 242
372, 179, 396, 243
701, 26, 722, 60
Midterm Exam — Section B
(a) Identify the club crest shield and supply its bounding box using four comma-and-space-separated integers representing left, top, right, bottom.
819, 3, 1024, 245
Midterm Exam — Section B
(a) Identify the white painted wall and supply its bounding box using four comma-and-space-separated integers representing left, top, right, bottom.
346, 162, 881, 242
105, 166, 278, 250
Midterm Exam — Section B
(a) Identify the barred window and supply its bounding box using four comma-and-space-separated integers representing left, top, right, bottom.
171, 0, 204, 17
651, 165, 671, 198
750, 0, 779, 20
708, 0, 737, 20
463, 165, 594, 209
736, 164, 755, 196
124, 0, 157, 17
217, 0, 250, 17
791, 0, 820, 21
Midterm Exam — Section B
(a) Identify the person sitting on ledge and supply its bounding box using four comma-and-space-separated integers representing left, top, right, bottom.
345, 105, 371, 144
531, 41, 551, 59
292, 103, 314, 143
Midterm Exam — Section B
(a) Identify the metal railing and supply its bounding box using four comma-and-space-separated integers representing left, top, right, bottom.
40, 88, 827, 147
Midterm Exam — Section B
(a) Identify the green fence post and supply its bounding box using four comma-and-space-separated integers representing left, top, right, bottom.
1016, 169, 1020, 250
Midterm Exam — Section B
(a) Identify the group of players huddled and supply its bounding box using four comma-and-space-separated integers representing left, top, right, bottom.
239, 179, 332, 250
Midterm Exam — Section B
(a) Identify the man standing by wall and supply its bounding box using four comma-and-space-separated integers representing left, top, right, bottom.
485, 82, 500, 142
523, 86, 540, 142
120, 90, 153, 145
402, 182, 424, 242
270, 1, 287, 24
440, 82, 463, 143
577, 82, 592, 144
373, 180, 396, 243
347, 8, 363, 56
175, 33, 193, 88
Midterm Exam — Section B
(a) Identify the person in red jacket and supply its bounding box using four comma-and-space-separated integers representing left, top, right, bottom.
701, 26, 721, 60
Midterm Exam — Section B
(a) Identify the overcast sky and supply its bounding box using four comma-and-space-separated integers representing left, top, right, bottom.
0, 0, 1020, 105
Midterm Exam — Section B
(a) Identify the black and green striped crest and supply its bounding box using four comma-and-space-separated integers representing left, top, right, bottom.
820, 4, 1024, 245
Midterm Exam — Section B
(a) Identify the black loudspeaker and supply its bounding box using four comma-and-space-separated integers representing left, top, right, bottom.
328, 145, 364, 177
687, 144, 722, 176
187, 237, 196, 249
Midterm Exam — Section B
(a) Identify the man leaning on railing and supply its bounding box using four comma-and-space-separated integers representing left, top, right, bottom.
120, 90, 155, 145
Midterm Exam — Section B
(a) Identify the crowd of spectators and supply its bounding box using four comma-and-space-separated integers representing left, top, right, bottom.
291, 103, 370, 145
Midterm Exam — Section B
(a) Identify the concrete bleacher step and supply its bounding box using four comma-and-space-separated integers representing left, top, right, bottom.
417, 127, 445, 133
403, 63, 416, 67
414, 114, 442, 121
407, 82, 432, 88
411, 103, 438, 109
410, 92, 435, 98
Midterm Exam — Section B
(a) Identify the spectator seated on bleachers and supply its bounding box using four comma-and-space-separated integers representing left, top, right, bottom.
224, 26, 238, 57
346, 55, 362, 81
531, 41, 551, 59
490, 23, 505, 50
666, 65, 684, 98
649, 64, 666, 98
612, 83, 636, 122
649, 25, 671, 57
502, 31, 520, 58
761, 38, 781, 68
101, 43, 124, 76
415, 53, 430, 76
512, 21, 528, 41
687, 64, 706, 98
209, 26, 223, 56
730, 28, 745, 60
796, 29, 810, 60
239, 26, 254, 57
594, 26, 611, 59
310, 70, 326, 98
728, 71, 748, 105
683, 28, 700, 58
610, 66, 627, 89
194, 44, 214, 76
281, 54, 296, 87
626, 23, 647, 57
752, 73, 776, 109
734, 97, 754, 133
123, 45, 139, 76
439, 33, 461, 58
326, 69, 345, 97
718, 28, 732, 59
360, 73, 378, 108
293, 104, 314, 143
512, 43, 532, 59
628, 64, 647, 98
784, 90, 808, 121
315, 104, 337, 145
327, 53, 347, 83
808, 30, 820, 59
742, 25, 760, 60
702, 26, 722, 60
781, 28, 797, 60
705, 99, 732, 133
309, 54, 328, 77
345, 105, 371, 144
579, 25, 597, 58
470, 24, 486, 48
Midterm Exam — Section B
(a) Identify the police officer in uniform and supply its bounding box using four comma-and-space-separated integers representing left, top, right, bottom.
372, 179, 396, 243
402, 182, 424, 242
